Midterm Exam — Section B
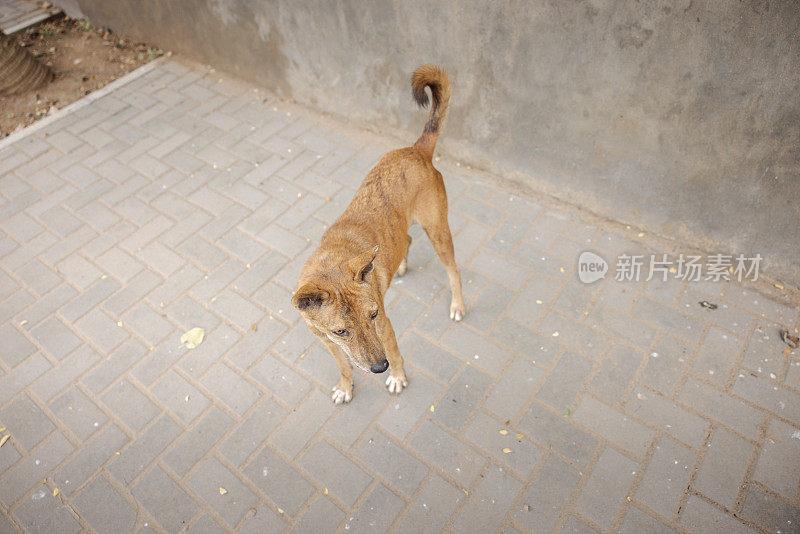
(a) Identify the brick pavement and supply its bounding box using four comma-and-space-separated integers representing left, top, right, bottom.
0, 57, 799, 533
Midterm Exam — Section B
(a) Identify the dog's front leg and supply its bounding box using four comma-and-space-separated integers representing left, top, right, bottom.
377, 316, 408, 394
323, 339, 354, 404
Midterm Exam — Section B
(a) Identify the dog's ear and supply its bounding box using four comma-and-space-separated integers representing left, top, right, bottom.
347, 246, 379, 283
291, 283, 329, 311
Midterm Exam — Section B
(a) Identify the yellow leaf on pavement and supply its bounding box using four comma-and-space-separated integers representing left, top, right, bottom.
181, 327, 205, 349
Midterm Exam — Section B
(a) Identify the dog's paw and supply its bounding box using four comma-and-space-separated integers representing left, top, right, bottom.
385, 373, 408, 394
331, 383, 353, 404
396, 257, 408, 277
449, 299, 466, 322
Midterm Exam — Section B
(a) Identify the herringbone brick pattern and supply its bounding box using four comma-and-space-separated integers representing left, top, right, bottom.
0, 57, 798, 533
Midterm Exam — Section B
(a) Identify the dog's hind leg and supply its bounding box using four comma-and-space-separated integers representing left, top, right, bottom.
417, 193, 466, 321
396, 234, 412, 277
323, 338, 354, 404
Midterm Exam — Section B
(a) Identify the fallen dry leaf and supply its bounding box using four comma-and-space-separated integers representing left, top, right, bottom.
780, 329, 799, 349
0, 435, 9, 447
219, 487, 227, 495
429, 405, 435, 413
181, 327, 205, 349
499, 430, 508, 435
53, 488, 59, 497
502, 448, 513, 454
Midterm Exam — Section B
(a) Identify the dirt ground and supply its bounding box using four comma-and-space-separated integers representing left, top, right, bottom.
0, 16, 163, 137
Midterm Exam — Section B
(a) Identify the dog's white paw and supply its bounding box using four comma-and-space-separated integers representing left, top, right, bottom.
331, 385, 352, 404
385, 374, 408, 394
450, 300, 466, 322
397, 257, 408, 277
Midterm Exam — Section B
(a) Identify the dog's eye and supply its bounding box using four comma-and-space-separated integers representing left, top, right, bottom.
332, 329, 347, 337
370, 310, 378, 321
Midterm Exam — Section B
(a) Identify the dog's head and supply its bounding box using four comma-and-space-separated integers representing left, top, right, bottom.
292, 246, 387, 373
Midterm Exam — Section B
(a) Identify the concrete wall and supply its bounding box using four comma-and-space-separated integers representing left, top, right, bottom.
75, 0, 800, 284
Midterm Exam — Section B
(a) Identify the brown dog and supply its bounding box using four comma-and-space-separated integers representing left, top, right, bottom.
291, 64, 465, 404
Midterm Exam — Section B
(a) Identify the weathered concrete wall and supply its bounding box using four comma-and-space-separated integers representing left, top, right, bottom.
75, 0, 800, 284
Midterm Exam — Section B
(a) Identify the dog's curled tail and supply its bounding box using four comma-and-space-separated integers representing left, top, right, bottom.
411, 64, 451, 159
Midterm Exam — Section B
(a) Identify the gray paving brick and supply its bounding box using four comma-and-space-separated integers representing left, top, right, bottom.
396, 474, 463, 533
537, 311, 610, 359
443, 326, 512, 376
678, 378, 764, 440
59, 276, 121, 322
49, 386, 107, 441
572, 397, 654, 458
619, 506, 678, 534
164, 407, 234, 477
299, 440, 371, 507
96, 247, 145, 282
346, 483, 405, 534
463, 412, 542, 479
633, 297, 704, 344
151, 370, 210, 425
219, 398, 286, 467
213, 289, 265, 330
508, 275, 561, 325
235, 251, 288, 296
408, 420, 486, 487
492, 317, 561, 368
587, 344, 643, 405
376, 371, 442, 440
0, 353, 51, 405
290, 496, 344, 534
0, 432, 73, 506
694, 427, 752, 508
433, 365, 492, 430
108, 415, 182, 485
16, 259, 61, 296
13, 489, 82, 534
484, 355, 544, 423
188, 456, 258, 527
200, 362, 261, 416
53, 423, 128, 496
82, 339, 148, 394
243, 446, 314, 515
740, 485, 800, 534
132, 466, 198, 532
356, 429, 428, 497
29, 316, 82, 361
454, 464, 523, 533
0, 323, 36, 367
575, 447, 637, 529
100, 378, 160, 433
250, 352, 311, 406
72, 475, 136, 533
271, 390, 336, 459
640, 334, 692, 396
753, 418, 800, 500
537, 352, 593, 413
679, 495, 753, 533
122, 303, 175, 346
634, 436, 695, 519
520, 402, 598, 467
137, 240, 186, 277
227, 320, 289, 370
513, 454, 581, 531
178, 324, 241, 378
692, 327, 745, 385
325, 381, 389, 448
16, 284, 77, 333
626, 386, 709, 448
733, 372, 800, 425
0, 395, 55, 451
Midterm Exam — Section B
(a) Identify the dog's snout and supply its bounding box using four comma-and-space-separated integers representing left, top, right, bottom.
370, 359, 389, 374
